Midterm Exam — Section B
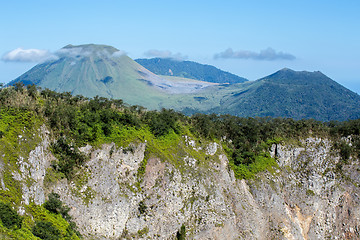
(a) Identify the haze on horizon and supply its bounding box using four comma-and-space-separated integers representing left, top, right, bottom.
1, 0, 359, 93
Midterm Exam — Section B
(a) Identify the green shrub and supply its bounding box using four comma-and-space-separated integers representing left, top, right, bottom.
137, 157, 148, 180
43, 192, 80, 238
306, 189, 315, 196
44, 192, 70, 220
138, 201, 147, 215
145, 108, 181, 137
137, 227, 149, 237
51, 137, 88, 179
44, 192, 62, 214
176, 224, 186, 240
0, 202, 23, 229
338, 141, 352, 162
230, 154, 277, 179
32, 221, 61, 240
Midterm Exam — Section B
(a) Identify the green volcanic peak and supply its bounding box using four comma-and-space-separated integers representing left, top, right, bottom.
9, 44, 174, 108
261, 68, 335, 86
209, 69, 360, 121
164, 68, 360, 121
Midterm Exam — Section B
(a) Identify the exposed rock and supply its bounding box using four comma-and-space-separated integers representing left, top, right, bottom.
3, 129, 360, 239
206, 142, 218, 156
12, 125, 53, 207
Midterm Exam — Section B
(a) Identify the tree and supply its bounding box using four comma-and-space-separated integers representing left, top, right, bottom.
0, 202, 23, 229
27, 84, 38, 98
14, 82, 25, 92
176, 224, 186, 240
44, 193, 63, 214
32, 221, 61, 240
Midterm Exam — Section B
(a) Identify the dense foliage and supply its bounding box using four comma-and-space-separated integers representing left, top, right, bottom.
32, 220, 61, 240
51, 137, 88, 179
44, 193, 70, 219
44, 192, 80, 238
0, 202, 23, 229
1, 84, 360, 179
135, 58, 248, 84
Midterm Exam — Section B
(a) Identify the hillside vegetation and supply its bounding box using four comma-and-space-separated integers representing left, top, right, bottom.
0, 83, 360, 238
1, 83, 360, 178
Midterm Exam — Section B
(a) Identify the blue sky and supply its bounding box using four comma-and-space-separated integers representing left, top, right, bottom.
1, 0, 359, 93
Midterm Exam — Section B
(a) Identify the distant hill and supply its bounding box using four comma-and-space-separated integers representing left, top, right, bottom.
135, 58, 248, 84
179, 68, 360, 121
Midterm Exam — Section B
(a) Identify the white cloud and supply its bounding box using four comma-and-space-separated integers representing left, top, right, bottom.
53, 47, 127, 59
2, 45, 128, 63
112, 50, 127, 57
144, 49, 187, 60
214, 47, 296, 61
1, 48, 55, 62
55, 47, 89, 58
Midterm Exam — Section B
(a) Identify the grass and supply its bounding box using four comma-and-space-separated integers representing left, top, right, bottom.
0, 201, 80, 240
0, 108, 42, 205
229, 154, 278, 179
223, 139, 280, 180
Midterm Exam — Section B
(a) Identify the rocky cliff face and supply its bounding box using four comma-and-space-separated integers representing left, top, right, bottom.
2, 127, 360, 239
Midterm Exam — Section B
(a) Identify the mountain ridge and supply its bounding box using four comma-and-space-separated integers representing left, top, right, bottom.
135, 57, 248, 84
260, 68, 338, 86
8, 43, 360, 121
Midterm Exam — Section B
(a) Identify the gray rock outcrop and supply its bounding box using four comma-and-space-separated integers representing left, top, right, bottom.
3, 130, 360, 239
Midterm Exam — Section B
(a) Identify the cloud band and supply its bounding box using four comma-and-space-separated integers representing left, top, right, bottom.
1, 48, 54, 62
2, 46, 127, 63
144, 49, 187, 60
214, 47, 296, 61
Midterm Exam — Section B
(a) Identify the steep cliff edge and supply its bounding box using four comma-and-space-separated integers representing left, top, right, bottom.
1, 87, 359, 239
2, 126, 359, 239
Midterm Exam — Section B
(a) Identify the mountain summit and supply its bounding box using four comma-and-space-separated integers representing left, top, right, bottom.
261, 68, 336, 86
